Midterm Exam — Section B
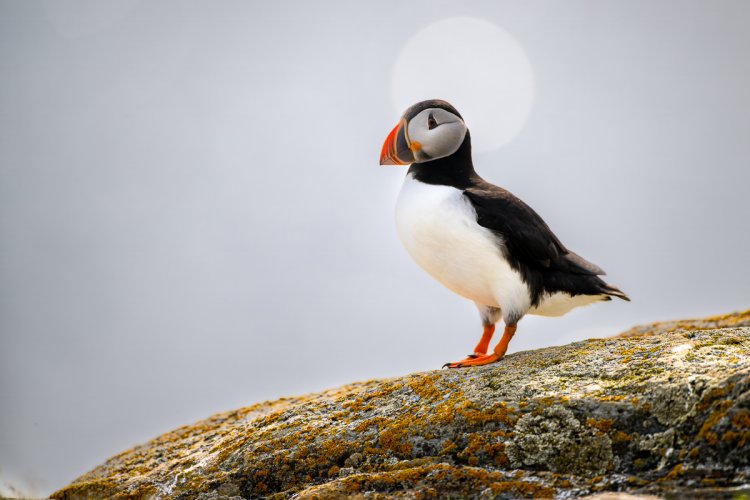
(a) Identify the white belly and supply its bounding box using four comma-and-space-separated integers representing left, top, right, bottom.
530, 291, 604, 317
395, 174, 531, 314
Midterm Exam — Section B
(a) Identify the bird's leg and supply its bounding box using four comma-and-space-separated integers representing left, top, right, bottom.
442, 325, 495, 368
445, 324, 517, 368
493, 324, 517, 358
472, 324, 495, 356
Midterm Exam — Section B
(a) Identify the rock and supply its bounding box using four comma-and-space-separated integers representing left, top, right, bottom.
617, 309, 750, 338
504, 406, 614, 476
53, 310, 750, 499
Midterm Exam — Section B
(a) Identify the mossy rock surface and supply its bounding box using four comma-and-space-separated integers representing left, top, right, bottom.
53, 311, 750, 499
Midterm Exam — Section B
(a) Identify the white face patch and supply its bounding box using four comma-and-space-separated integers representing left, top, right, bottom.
406, 108, 467, 162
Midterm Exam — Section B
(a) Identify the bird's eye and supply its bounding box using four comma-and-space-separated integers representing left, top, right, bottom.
427, 113, 438, 130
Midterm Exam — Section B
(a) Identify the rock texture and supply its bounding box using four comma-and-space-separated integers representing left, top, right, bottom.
617, 309, 750, 338
53, 311, 750, 499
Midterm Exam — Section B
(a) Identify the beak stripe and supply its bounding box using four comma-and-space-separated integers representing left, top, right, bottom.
380, 118, 414, 166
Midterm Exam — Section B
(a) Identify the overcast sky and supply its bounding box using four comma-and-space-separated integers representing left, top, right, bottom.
1, 0, 749, 496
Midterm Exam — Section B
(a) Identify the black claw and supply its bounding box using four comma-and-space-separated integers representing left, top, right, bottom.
442, 362, 451, 369
443, 362, 464, 369
467, 354, 478, 359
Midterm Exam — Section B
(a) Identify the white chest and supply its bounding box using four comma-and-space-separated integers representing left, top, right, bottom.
394, 174, 528, 310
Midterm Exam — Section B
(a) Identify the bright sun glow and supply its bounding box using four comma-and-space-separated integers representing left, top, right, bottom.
391, 17, 535, 152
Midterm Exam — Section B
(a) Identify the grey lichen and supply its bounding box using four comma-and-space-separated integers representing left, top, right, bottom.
506, 406, 613, 476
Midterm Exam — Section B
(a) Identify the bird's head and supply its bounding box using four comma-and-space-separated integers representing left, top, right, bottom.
380, 99, 467, 165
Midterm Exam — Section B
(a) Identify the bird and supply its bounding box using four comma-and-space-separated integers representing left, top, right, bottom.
380, 99, 629, 368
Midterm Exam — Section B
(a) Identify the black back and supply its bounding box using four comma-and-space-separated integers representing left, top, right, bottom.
408, 131, 629, 307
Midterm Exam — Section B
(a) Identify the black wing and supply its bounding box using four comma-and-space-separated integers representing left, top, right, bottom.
463, 181, 605, 277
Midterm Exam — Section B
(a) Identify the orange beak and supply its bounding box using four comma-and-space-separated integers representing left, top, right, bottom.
380, 119, 415, 165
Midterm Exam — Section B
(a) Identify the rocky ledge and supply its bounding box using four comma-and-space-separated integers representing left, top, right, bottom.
53, 310, 750, 499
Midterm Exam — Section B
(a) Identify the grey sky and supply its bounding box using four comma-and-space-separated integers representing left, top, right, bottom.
1, 1, 749, 496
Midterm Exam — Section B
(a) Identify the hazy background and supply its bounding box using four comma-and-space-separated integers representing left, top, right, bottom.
1, 0, 749, 496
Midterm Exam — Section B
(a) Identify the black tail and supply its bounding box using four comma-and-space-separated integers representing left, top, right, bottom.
560, 253, 630, 302
601, 283, 630, 302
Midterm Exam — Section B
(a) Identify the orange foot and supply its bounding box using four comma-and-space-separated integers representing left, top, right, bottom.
444, 353, 500, 368
444, 324, 517, 369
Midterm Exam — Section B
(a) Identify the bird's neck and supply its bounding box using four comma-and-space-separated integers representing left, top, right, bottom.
407, 133, 477, 189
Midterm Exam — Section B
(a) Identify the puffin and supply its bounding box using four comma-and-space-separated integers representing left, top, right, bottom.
380, 99, 629, 368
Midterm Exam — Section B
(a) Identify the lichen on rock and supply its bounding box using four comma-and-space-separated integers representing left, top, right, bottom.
52, 310, 750, 499
505, 406, 613, 476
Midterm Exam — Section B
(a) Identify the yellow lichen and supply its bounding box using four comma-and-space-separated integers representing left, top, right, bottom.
698, 400, 733, 440
586, 418, 614, 433
662, 463, 685, 481
732, 410, 750, 428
